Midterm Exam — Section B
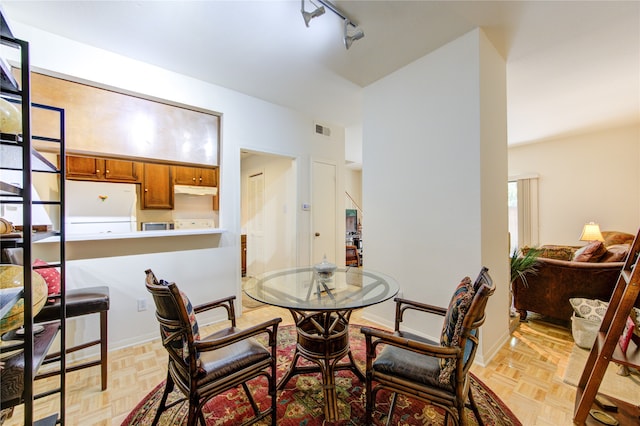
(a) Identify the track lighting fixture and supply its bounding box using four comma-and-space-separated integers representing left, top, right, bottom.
301, 0, 364, 50
343, 19, 364, 50
301, 0, 325, 27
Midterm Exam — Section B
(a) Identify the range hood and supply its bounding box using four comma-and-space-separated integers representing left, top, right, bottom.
174, 185, 218, 196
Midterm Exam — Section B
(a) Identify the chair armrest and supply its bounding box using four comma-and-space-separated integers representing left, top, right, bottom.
193, 295, 236, 314
360, 326, 459, 360
193, 295, 238, 326
394, 297, 446, 331
196, 317, 282, 352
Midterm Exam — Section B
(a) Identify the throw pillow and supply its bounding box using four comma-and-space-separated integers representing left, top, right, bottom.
573, 241, 607, 262
569, 298, 608, 322
602, 231, 634, 247
537, 245, 577, 261
33, 259, 61, 297
158, 279, 202, 372
618, 316, 635, 353
599, 244, 629, 263
439, 276, 474, 384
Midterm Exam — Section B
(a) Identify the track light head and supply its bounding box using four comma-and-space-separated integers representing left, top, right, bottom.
301, 0, 325, 27
343, 20, 364, 49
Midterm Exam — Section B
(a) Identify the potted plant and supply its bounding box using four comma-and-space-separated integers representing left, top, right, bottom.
510, 247, 542, 319
510, 247, 542, 287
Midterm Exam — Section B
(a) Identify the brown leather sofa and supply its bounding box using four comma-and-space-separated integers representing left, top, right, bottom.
513, 231, 637, 322
512, 257, 624, 322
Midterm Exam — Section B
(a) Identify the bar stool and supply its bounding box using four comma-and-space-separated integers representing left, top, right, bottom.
2, 247, 110, 391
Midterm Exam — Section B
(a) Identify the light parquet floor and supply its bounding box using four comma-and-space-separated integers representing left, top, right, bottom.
4, 306, 580, 426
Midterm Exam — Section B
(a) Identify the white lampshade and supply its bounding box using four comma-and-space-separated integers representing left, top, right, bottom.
579, 222, 604, 242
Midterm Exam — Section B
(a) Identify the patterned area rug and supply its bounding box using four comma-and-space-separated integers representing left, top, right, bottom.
122, 325, 521, 425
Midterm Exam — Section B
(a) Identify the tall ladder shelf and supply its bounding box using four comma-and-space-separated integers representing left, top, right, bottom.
1, 9, 66, 425
573, 228, 640, 424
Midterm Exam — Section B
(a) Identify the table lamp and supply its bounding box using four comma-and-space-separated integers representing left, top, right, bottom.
579, 222, 604, 242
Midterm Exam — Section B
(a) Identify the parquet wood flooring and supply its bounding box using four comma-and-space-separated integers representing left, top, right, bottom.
3, 308, 581, 426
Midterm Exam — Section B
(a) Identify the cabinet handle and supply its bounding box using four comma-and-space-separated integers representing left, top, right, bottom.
315, 232, 320, 237
106, 169, 110, 174
144, 188, 148, 192
199, 177, 202, 181
96, 169, 100, 173
192, 177, 196, 181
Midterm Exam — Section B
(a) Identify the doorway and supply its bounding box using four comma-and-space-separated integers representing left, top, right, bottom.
241, 150, 297, 278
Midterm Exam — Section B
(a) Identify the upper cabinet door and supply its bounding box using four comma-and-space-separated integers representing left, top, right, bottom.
173, 166, 198, 185
65, 155, 141, 183
199, 168, 217, 187
173, 165, 217, 187
142, 163, 173, 209
66, 156, 104, 180
104, 159, 141, 182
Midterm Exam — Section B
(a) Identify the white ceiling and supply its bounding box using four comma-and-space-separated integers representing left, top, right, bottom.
2, 0, 639, 146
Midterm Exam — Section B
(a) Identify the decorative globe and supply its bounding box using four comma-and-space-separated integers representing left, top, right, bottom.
0, 97, 22, 135
0, 264, 48, 335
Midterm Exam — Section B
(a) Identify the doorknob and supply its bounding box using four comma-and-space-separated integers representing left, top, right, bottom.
315, 232, 320, 237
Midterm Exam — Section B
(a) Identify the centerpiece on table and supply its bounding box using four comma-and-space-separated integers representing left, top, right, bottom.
308, 256, 337, 298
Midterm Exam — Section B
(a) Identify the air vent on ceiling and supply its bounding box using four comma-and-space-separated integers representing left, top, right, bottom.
315, 124, 331, 137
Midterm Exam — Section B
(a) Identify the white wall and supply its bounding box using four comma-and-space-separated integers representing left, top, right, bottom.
509, 124, 640, 245
14, 22, 345, 351
361, 28, 509, 365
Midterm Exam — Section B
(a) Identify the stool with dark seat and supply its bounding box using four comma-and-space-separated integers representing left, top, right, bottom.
2, 247, 110, 391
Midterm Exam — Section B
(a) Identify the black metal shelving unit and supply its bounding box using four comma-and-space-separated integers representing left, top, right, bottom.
1, 10, 66, 425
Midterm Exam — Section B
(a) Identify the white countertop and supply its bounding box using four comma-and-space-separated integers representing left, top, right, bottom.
35, 228, 226, 243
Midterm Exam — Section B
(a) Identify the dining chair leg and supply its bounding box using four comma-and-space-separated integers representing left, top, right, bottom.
100, 310, 108, 390
186, 395, 199, 426
457, 401, 467, 426
365, 378, 373, 424
468, 387, 483, 426
152, 373, 174, 426
269, 373, 277, 426
242, 382, 260, 416
385, 392, 398, 426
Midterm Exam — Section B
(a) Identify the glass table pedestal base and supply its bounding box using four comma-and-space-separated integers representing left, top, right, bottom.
278, 309, 365, 422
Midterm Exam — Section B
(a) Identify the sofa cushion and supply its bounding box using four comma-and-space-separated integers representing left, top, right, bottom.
602, 231, 634, 247
535, 245, 578, 261
573, 241, 607, 262
599, 244, 629, 263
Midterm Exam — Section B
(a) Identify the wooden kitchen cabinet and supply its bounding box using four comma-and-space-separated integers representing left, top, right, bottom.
142, 163, 173, 209
66, 155, 141, 183
173, 165, 217, 187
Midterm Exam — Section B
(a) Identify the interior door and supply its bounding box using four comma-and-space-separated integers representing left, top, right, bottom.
247, 172, 265, 276
312, 161, 337, 264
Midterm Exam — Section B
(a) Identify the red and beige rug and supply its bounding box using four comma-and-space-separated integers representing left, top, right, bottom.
122, 324, 521, 425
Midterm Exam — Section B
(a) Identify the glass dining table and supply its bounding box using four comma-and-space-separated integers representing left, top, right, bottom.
243, 265, 399, 422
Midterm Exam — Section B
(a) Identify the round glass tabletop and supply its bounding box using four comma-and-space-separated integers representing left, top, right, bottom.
243, 266, 399, 311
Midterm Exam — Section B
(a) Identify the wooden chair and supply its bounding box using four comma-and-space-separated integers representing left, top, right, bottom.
361, 267, 494, 426
346, 245, 360, 266
144, 269, 281, 426
2, 247, 110, 390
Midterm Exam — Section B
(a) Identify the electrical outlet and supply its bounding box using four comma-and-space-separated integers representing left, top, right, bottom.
137, 298, 147, 312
